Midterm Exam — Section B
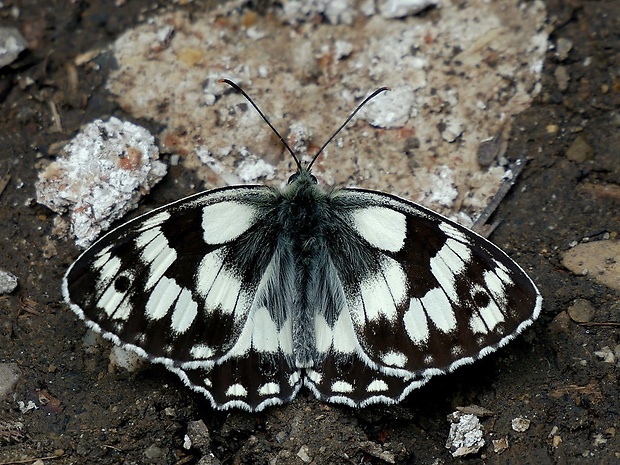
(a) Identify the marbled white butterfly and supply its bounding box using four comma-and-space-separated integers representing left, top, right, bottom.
63, 81, 542, 412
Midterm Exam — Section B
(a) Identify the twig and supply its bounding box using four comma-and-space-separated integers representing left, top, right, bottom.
578, 322, 620, 327
0, 451, 63, 465
472, 158, 527, 237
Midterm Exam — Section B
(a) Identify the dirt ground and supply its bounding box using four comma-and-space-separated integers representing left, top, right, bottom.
1, 0, 619, 464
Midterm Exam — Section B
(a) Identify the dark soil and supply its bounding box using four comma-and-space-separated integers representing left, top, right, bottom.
1, 1, 619, 464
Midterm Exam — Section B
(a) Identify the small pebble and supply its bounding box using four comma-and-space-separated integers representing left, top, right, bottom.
446, 412, 485, 457
0, 363, 21, 399
594, 346, 615, 364
186, 420, 211, 453
565, 135, 594, 163
492, 437, 509, 454
380, 0, 437, 18
0, 27, 28, 68
562, 240, 620, 292
512, 417, 531, 432
554, 65, 570, 92
109, 346, 144, 372
567, 299, 596, 323
555, 37, 573, 61
297, 445, 312, 463
0, 270, 18, 294
144, 444, 164, 460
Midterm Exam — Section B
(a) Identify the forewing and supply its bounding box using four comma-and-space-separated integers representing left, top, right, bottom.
307, 188, 541, 406
63, 186, 301, 411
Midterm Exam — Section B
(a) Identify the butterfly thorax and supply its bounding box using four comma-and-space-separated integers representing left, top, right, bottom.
282, 170, 329, 250
276, 169, 329, 366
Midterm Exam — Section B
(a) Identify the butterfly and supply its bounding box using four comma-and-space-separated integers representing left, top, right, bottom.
62, 80, 542, 411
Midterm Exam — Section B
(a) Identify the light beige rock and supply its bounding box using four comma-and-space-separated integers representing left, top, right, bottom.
562, 241, 620, 292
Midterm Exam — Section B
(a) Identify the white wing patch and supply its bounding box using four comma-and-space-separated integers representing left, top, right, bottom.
202, 201, 257, 244
468, 284, 505, 334
360, 274, 395, 321
439, 222, 470, 244
358, 257, 407, 322
226, 383, 248, 397
421, 287, 457, 333
251, 306, 280, 352
351, 207, 406, 252
136, 228, 177, 290
288, 372, 301, 387
381, 257, 408, 306
146, 276, 181, 321
313, 296, 359, 356
196, 251, 245, 317
483, 268, 510, 307
473, 303, 505, 334
331, 306, 358, 355
135, 211, 171, 233
381, 350, 408, 368
279, 318, 294, 356
225, 306, 293, 359
430, 238, 470, 302
259, 382, 281, 395
331, 380, 354, 393
97, 276, 132, 320
404, 297, 430, 345
93, 253, 121, 293
367, 379, 389, 392
170, 287, 198, 334
92, 253, 134, 321
307, 370, 322, 384
190, 343, 214, 359
314, 314, 332, 354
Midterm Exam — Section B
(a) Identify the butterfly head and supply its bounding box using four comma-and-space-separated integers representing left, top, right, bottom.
287, 168, 318, 187
283, 167, 323, 202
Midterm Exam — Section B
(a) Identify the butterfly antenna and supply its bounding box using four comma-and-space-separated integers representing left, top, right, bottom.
219, 79, 302, 170
307, 86, 389, 171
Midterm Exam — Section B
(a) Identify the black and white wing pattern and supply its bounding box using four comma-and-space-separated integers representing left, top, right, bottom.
302, 188, 542, 406
64, 185, 304, 411
63, 168, 542, 412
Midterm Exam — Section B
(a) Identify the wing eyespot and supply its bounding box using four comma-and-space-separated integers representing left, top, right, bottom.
114, 275, 131, 293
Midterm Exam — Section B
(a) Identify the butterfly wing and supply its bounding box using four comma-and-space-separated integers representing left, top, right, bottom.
63, 185, 301, 411
64, 180, 542, 410
305, 188, 542, 407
